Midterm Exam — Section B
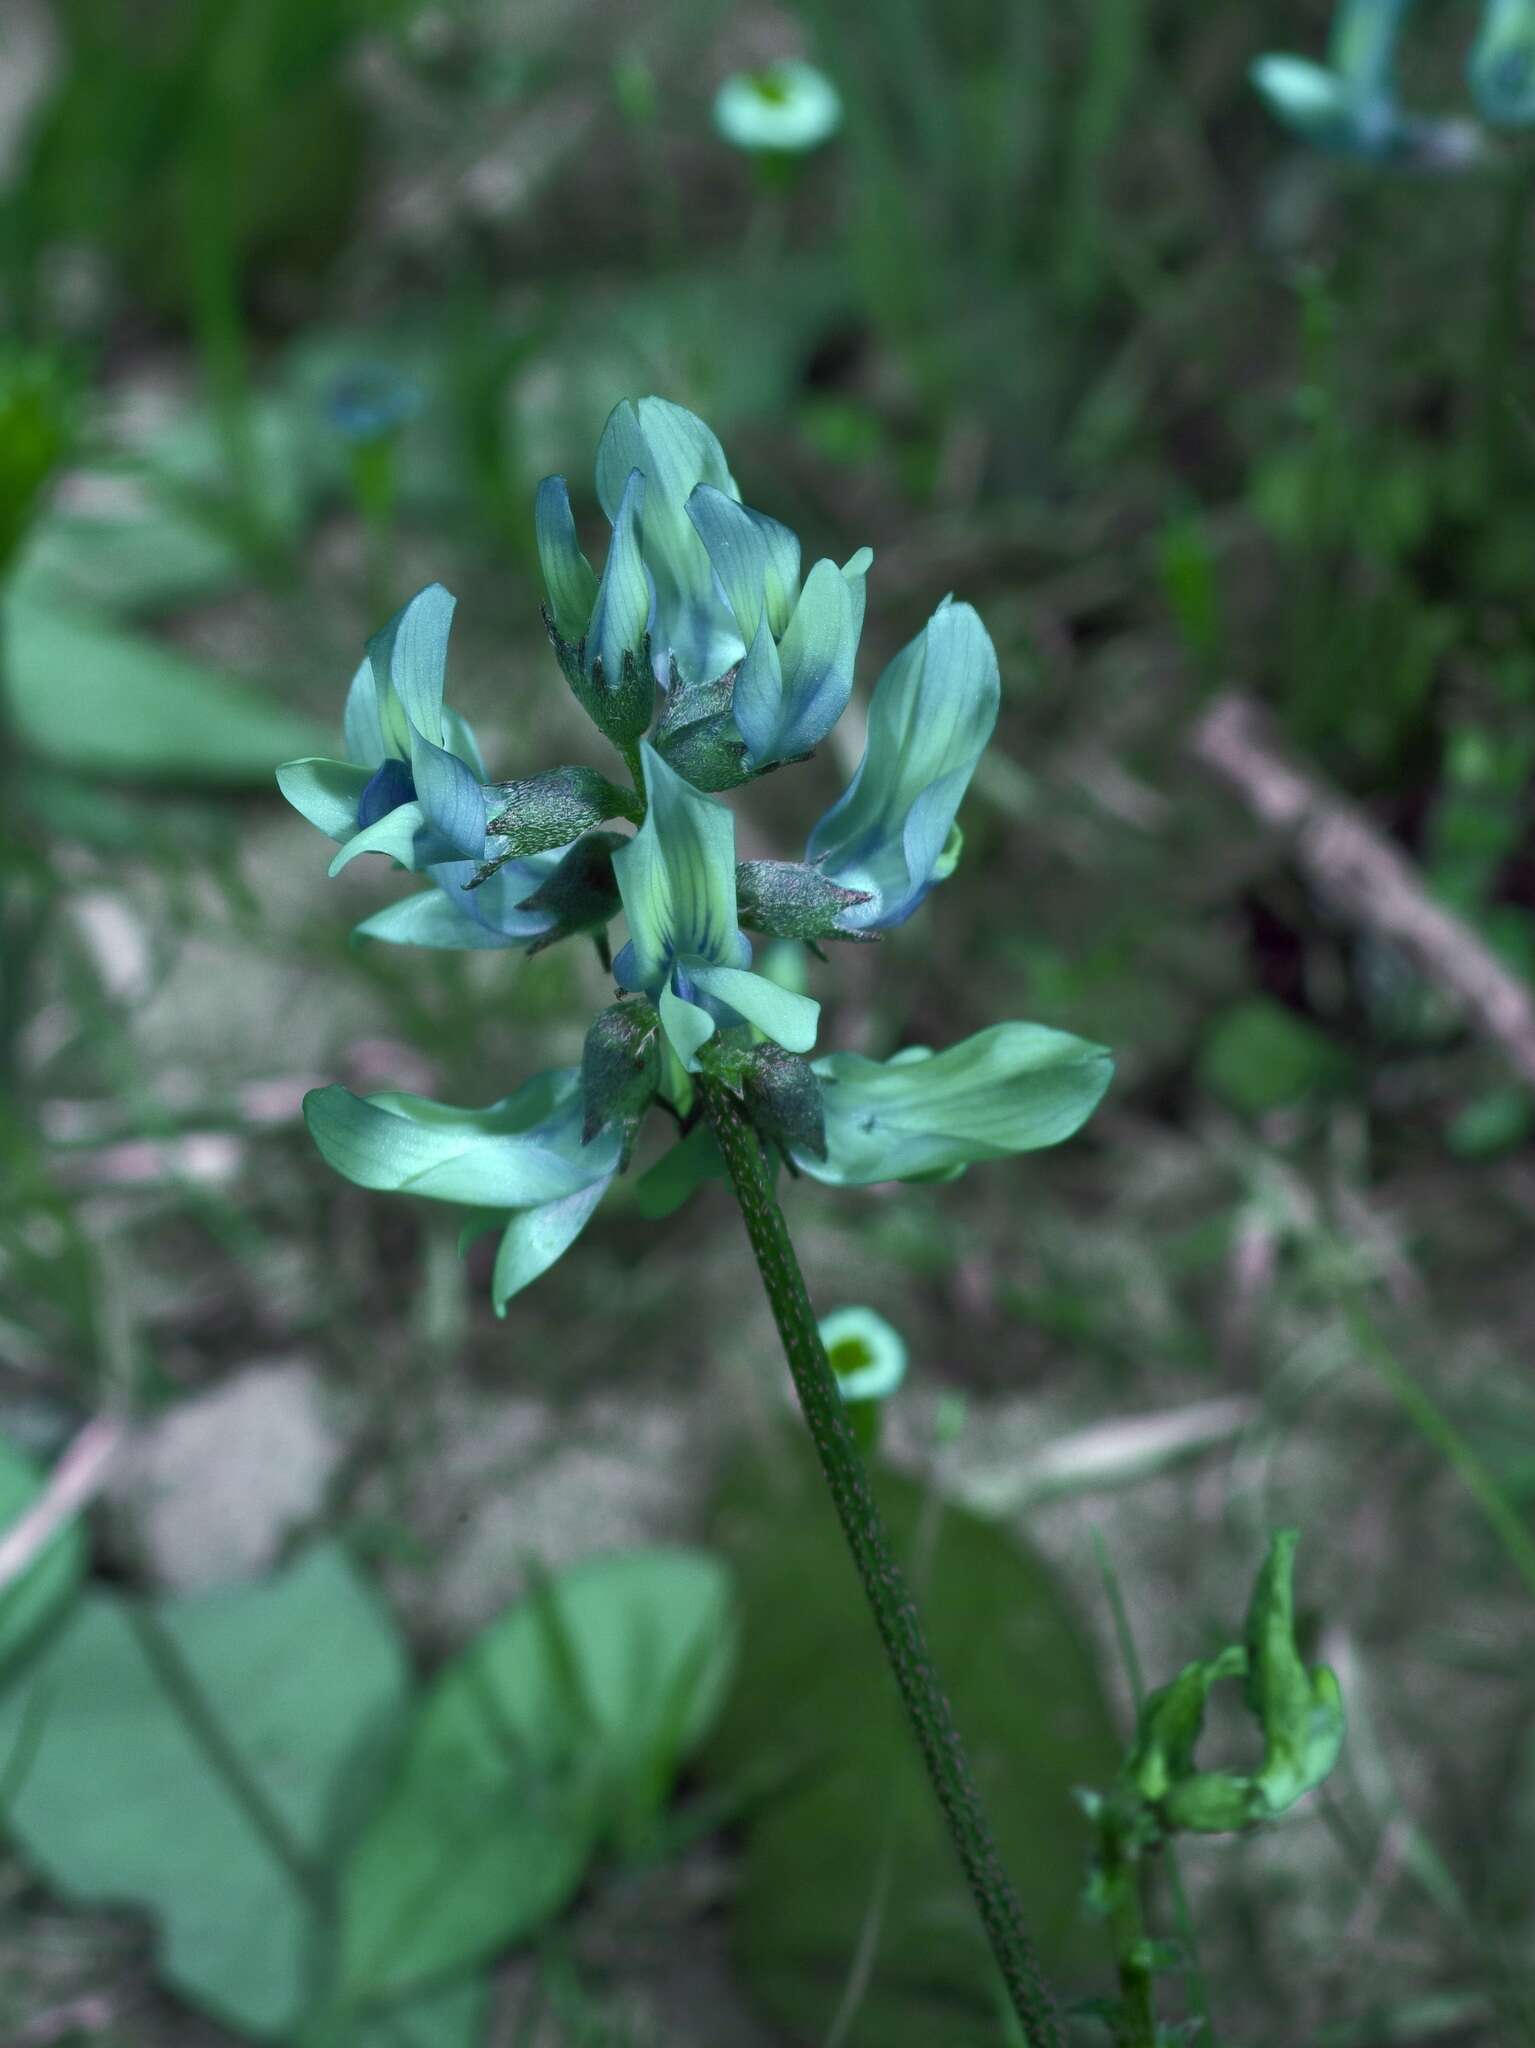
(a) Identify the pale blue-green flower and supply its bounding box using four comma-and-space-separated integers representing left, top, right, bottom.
283, 394, 1117, 1309
612, 745, 819, 1069
806, 598, 999, 932
304, 1069, 620, 1312
713, 62, 842, 155
1252, 0, 1482, 166
818, 1307, 908, 1402
1470, 0, 1535, 124
537, 398, 738, 693
793, 1025, 1113, 1186
687, 481, 872, 768
277, 584, 489, 877
537, 398, 871, 783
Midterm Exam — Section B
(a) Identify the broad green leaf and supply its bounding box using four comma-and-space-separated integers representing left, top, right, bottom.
3, 596, 328, 785
304, 1070, 618, 1209
356, 1979, 490, 2048
799, 1022, 1113, 1185
11, 501, 242, 615
0, 1547, 409, 2039
632, 1121, 726, 1219
699, 1435, 1118, 2046
0, 1436, 86, 1676
338, 1548, 737, 2004
1197, 998, 1352, 1116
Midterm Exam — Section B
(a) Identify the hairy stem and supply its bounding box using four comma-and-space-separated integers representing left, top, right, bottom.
699, 1073, 1064, 2047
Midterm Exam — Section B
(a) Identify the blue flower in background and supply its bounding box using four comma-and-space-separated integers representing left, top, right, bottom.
1253, 0, 1483, 167
1471, 0, 1535, 125
326, 369, 424, 444
713, 62, 843, 157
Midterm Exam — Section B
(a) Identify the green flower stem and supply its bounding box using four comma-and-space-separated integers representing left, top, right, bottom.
699, 1072, 1064, 2048
1098, 1818, 1157, 2048
619, 738, 647, 809
348, 436, 399, 623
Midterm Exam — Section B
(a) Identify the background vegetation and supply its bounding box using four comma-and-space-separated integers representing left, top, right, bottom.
1, 0, 1533, 2042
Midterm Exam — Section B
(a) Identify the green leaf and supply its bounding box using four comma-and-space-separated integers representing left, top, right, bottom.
304, 1069, 619, 1210
3, 596, 328, 785
800, 1022, 1113, 1185
337, 1548, 737, 2004
0, 1436, 86, 1676
356, 1978, 490, 2048
0, 1547, 410, 2039
699, 1436, 1118, 2046
632, 1121, 726, 1219
1197, 998, 1352, 1116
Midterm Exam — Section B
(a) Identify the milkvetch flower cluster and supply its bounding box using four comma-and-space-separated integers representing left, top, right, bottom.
1251, 0, 1535, 164
279, 397, 1113, 1309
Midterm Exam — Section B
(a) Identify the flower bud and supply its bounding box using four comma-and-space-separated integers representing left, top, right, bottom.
518, 830, 626, 959
652, 666, 751, 792
472, 767, 640, 886
580, 999, 661, 1170
735, 860, 875, 943
741, 1042, 827, 1161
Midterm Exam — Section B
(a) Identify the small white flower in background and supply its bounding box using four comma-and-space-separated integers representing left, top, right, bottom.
713, 61, 842, 157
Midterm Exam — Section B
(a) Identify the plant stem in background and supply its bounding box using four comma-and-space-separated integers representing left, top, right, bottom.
348, 434, 399, 623
1097, 1815, 1158, 2048
1093, 1528, 1214, 2044
1479, 155, 1535, 504
698, 1073, 1064, 2048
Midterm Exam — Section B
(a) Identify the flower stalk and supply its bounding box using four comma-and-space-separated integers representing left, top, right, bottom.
698, 1068, 1064, 2048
